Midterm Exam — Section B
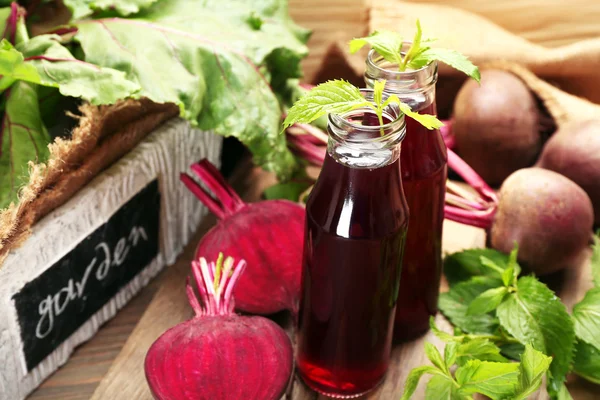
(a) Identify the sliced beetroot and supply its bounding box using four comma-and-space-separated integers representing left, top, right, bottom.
537, 119, 600, 224
452, 69, 543, 186
145, 255, 293, 400
181, 159, 304, 316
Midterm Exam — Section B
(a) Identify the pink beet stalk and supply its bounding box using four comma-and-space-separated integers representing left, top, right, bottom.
439, 119, 455, 149
444, 149, 498, 229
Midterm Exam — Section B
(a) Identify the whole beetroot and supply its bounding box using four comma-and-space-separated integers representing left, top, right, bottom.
452, 70, 543, 186
491, 168, 594, 275
537, 119, 600, 224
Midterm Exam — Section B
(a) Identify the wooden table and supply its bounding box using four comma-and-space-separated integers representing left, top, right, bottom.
29, 166, 600, 399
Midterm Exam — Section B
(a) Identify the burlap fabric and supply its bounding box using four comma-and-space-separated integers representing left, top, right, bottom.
0, 100, 178, 266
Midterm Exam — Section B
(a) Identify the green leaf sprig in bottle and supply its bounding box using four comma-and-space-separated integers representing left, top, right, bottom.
350, 20, 480, 341
285, 80, 441, 398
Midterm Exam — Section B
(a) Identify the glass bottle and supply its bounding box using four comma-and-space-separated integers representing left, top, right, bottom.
296, 89, 409, 398
365, 47, 447, 341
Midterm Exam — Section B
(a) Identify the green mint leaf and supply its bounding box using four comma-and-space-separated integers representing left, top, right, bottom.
348, 30, 403, 65
445, 341, 459, 368
496, 276, 575, 392
73, 0, 309, 179
499, 342, 526, 361
409, 47, 480, 82
508, 344, 552, 400
456, 338, 507, 366
439, 276, 501, 334
400, 365, 447, 400
373, 79, 385, 112
283, 80, 368, 128
63, 0, 160, 20
572, 287, 600, 350
444, 249, 508, 286
480, 256, 507, 274
455, 360, 519, 399
425, 342, 449, 374
467, 287, 508, 315
401, 19, 425, 71
573, 340, 600, 384
425, 376, 466, 400
398, 102, 443, 130
430, 317, 456, 342
501, 267, 514, 287
17, 35, 140, 105
591, 232, 600, 287
0, 81, 51, 209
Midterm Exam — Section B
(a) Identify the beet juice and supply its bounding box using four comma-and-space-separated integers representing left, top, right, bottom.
296, 91, 409, 398
365, 48, 447, 341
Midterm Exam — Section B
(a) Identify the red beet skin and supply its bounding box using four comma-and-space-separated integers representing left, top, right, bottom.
537, 119, 600, 224
181, 159, 304, 316
145, 316, 292, 400
491, 168, 594, 275
195, 201, 304, 315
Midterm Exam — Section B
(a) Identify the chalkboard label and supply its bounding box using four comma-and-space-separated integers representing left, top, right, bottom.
13, 179, 161, 371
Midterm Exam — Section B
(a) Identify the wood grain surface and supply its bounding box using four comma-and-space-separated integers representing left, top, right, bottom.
28, 163, 600, 399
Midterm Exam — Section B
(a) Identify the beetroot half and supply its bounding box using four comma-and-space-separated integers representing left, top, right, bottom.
145, 255, 293, 400
445, 151, 594, 275
180, 159, 304, 316
536, 119, 600, 224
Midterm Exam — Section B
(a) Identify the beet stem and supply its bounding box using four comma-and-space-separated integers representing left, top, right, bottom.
446, 192, 486, 211
286, 132, 326, 166
444, 206, 495, 229
447, 149, 498, 204
180, 173, 226, 220
440, 119, 455, 149
190, 254, 247, 316
193, 159, 245, 213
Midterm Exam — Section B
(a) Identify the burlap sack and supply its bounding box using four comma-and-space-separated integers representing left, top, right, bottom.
0, 100, 179, 265
295, 0, 600, 123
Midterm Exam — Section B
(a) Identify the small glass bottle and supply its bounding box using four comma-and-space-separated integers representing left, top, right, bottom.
296, 89, 409, 398
365, 47, 447, 341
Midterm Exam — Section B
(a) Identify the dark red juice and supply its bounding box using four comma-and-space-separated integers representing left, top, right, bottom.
394, 101, 447, 341
297, 115, 409, 397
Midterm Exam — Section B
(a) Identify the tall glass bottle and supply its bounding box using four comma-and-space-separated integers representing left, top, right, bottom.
365, 47, 447, 341
296, 90, 409, 398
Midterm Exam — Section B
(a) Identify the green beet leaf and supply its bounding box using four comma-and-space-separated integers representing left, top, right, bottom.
73, 0, 309, 178
508, 344, 553, 400
16, 35, 140, 105
0, 39, 40, 91
444, 248, 508, 286
455, 359, 519, 399
438, 276, 501, 334
64, 0, 160, 20
496, 276, 575, 394
572, 287, 600, 350
0, 81, 50, 209
573, 340, 600, 384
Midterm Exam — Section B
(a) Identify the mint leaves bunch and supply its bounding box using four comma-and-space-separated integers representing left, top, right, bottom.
350, 20, 480, 82
403, 237, 600, 399
283, 79, 443, 134
401, 340, 551, 400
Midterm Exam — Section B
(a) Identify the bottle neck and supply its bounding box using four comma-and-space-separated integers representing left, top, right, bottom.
364, 48, 438, 111
327, 109, 406, 169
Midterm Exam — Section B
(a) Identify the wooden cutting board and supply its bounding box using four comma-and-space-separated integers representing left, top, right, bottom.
85, 165, 598, 400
